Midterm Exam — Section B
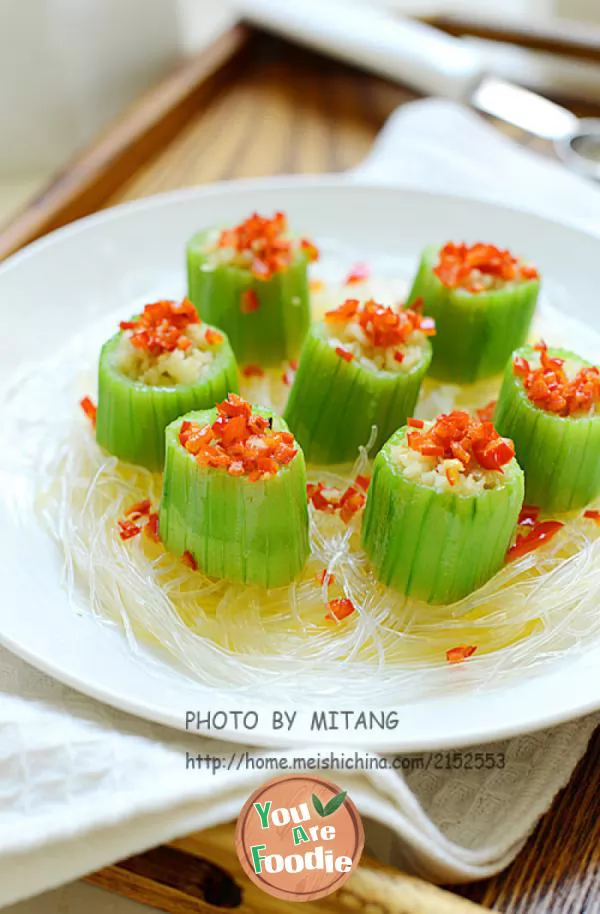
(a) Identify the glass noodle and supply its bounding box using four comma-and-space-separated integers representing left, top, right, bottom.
6, 250, 599, 705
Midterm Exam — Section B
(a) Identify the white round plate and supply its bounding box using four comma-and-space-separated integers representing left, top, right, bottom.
0, 177, 599, 751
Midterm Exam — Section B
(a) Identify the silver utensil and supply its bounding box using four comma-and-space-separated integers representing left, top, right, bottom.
237, 0, 600, 179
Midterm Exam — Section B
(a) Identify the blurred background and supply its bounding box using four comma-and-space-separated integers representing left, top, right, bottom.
1, 0, 599, 226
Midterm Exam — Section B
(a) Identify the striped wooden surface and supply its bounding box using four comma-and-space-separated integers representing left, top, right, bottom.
88, 828, 495, 914
105, 32, 558, 207
105, 32, 409, 202
0, 26, 558, 261
2, 24, 598, 914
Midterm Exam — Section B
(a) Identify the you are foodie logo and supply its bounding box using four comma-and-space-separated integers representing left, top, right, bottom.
235, 774, 364, 902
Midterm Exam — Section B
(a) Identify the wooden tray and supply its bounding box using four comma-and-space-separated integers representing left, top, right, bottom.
1, 22, 598, 914
87, 824, 494, 914
5, 21, 591, 262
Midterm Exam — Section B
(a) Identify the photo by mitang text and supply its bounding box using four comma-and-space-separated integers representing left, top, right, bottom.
185, 709, 405, 733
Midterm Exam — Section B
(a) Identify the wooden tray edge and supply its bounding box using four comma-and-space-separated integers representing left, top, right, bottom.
0, 24, 255, 263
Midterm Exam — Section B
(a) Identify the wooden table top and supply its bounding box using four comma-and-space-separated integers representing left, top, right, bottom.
2, 25, 598, 914
107, 32, 411, 202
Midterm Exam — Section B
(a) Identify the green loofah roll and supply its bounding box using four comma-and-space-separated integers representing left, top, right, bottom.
96, 327, 238, 472
159, 407, 309, 586
407, 244, 540, 383
362, 426, 524, 604
187, 229, 311, 367
494, 345, 600, 512
284, 322, 432, 464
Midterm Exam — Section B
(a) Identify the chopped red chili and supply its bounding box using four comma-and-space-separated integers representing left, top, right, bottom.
300, 238, 320, 262
445, 465, 460, 487
182, 550, 198, 570
217, 211, 318, 280
326, 298, 359, 321
506, 520, 563, 562
513, 356, 530, 378
345, 262, 370, 285
407, 411, 515, 473
118, 500, 159, 542
446, 645, 477, 664
307, 481, 365, 523
179, 394, 296, 481
476, 400, 497, 423
307, 482, 342, 513
241, 364, 265, 379
434, 242, 538, 292
393, 351, 404, 364
407, 417, 425, 429
513, 342, 600, 416
144, 512, 160, 542
119, 298, 199, 355
241, 289, 260, 314
282, 360, 298, 386
325, 298, 435, 349
325, 598, 356, 622
335, 346, 354, 363
204, 328, 223, 346
118, 519, 142, 541
339, 485, 366, 524
584, 509, 600, 525
125, 499, 152, 521
518, 504, 540, 526
318, 569, 336, 586
80, 396, 97, 427
355, 474, 370, 492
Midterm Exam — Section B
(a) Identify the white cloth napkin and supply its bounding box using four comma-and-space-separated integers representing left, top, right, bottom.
1, 100, 600, 911
354, 98, 600, 233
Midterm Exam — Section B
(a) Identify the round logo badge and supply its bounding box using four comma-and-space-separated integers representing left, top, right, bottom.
235, 774, 364, 902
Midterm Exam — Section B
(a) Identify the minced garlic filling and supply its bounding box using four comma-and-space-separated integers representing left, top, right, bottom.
203, 237, 303, 272
116, 324, 214, 386
392, 422, 505, 495
204, 232, 256, 270
460, 265, 533, 293
201, 212, 318, 278
325, 324, 427, 374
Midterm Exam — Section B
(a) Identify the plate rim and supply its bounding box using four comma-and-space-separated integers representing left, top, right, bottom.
1, 173, 600, 751
2, 172, 599, 280
0, 619, 599, 751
